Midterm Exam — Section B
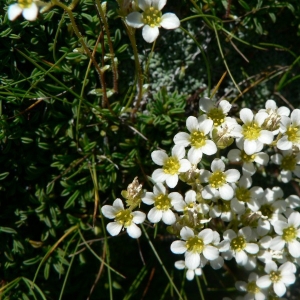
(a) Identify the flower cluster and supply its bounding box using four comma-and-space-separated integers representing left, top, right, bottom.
101, 97, 300, 298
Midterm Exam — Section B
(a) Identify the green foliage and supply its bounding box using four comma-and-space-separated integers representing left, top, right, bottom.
1, 0, 300, 299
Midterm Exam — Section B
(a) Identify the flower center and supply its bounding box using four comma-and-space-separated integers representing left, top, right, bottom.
230, 236, 246, 252
260, 204, 274, 219
208, 171, 226, 188
186, 236, 204, 253
142, 7, 162, 28
242, 123, 261, 140
269, 271, 281, 283
217, 199, 231, 212
190, 131, 206, 148
163, 157, 180, 175
18, 0, 33, 8
236, 187, 251, 202
240, 150, 256, 163
247, 281, 260, 294
281, 154, 296, 171
286, 126, 300, 143
282, 226, 297, 242
115, 209, 133, 227
154, 194, 171, 211
207, 107, 225, 127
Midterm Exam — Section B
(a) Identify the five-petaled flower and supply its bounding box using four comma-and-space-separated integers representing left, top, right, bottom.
101, 198, 146, 238
151, 145, 191, 188
8, 0, 38, 21
125, 0, 180, 43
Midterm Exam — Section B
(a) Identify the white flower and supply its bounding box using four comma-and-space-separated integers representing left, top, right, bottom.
271, 149, 300, 183
125, 0, 180, 43
258, 99, 290, 134
230, 175, 263, 215
277, 109, 300, 150
235, 272, 266, 300
256, 261, 296, 297
173, 115, 217, 164
235, 108, 274, 155
200, 158, 240, 200
256, 187, 286, 236
227, 139, 269, 175
8, 0, 38, 21
171, 227, 219, 269
174, 260, 202, 281
223, 227, 259, 266
270, 211, 300, 258
101, 198, 146, 238
151, 145, 191, 188
199, 97, 232, 127
142, 182, 182, 224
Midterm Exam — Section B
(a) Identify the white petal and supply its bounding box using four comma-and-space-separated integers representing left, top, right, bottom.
198, 118, 213, 135
270, 236, 285, 250
201, 140, 217, 156
211, 158, 225, 172
219, 184, 234, 200
139, 0, 151, 11
147, 207, 162, 223
186, 116, 198, 132
288, 240, 300, 258
156, 0, 167, 10
254, 152, 269, 165
281, 273, 295, 285
173, 132, 190, 147
273, 282, 286, 297
203, 245, 219, 260
166, 174, 178, 188
235, 250, 248, 265
219, 100, 232, 114
225, 169, 240, 183
186, 270, 195, 281
107, 222, 122, 236
142, 192, 155, 205
291, 109, 300, 126
188, 148, 202, 164
277, 136, 293, 150
258, 130, 273, 145
181, 226, 195, 240
288, 211, 300, 227
8, 4, 22, 21
151, 150, 168, 165
174, 260, 185, 270
198, 228, 213, 244
172, 145, 185, 159
240, 108, 253, 124
227, 149, 241, 162
142, 25, 159, 43
160, 13, 180, 29
178, 159, 191, 172
244, 139, 258, 155
171, 240, 187, 254
256, 275, 272, 288
152, 168, 168, 183
185, 252, 200, 269
101, 205, 118, 219
22, 3, 38, 21
245, 243, 259, 254
132, 211, 146, 224
162, 209, 176, 225
126, 223, 142, 238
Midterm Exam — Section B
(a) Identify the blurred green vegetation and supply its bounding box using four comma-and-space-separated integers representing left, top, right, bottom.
1, 0, 300, 298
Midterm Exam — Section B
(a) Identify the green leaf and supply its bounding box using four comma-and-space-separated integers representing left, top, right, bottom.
0, 172, 9, 180
0, 227, 17, 234
64, 190, 80, 209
